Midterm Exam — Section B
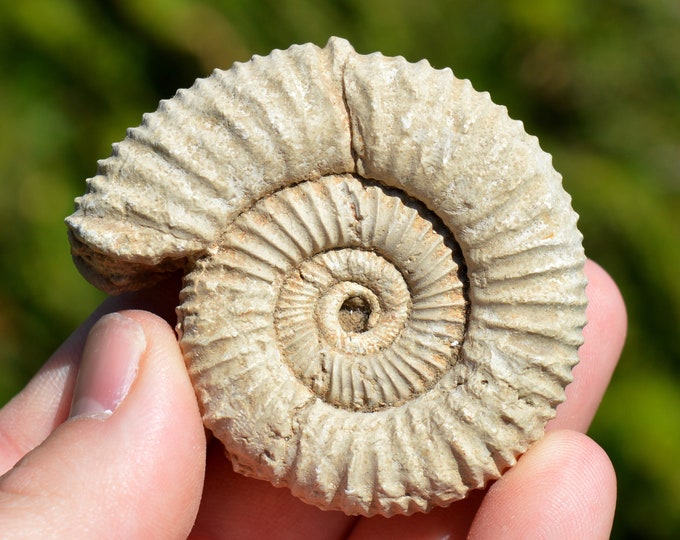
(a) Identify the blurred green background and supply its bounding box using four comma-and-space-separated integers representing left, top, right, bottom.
0, 0, 678, 537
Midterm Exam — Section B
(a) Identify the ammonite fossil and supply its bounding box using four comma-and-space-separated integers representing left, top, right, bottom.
66, 37, 587, 517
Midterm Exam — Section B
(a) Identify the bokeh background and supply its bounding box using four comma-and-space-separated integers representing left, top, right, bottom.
1, 1, 678, 537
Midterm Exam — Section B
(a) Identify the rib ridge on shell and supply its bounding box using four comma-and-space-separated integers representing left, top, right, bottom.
66, 37, 587, 517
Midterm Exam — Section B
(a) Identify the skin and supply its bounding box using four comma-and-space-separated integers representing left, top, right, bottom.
0, 259, 626, 539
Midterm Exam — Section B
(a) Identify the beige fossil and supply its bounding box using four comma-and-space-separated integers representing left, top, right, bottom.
66, 37, 587, 517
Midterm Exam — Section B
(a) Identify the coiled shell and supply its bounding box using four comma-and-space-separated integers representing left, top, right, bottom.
66, 37, 587, 517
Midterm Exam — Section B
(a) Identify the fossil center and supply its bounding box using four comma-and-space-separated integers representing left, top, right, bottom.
339, 292, 377, 333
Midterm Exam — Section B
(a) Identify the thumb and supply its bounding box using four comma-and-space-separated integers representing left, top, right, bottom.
0, 311, 206, 539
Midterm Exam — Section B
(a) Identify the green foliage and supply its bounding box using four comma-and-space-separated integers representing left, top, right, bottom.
1, 1, 678, 537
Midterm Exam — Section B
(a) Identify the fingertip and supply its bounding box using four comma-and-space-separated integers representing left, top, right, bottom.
99, 309, 206, 535
583, 259, 627, 352
69, 312, 146, 419
469, 430, 616, 540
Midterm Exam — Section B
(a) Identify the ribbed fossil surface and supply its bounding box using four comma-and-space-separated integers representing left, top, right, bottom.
66, 37, 587, 516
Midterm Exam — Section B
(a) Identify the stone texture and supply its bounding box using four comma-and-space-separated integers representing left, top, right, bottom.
66, 37, 587, 516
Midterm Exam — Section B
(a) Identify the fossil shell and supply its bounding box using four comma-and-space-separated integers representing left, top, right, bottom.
66, 37, 587, 516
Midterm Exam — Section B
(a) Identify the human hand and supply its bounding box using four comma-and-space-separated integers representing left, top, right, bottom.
0, 260, 625, 539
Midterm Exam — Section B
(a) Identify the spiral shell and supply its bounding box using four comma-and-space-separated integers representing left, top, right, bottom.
66, 37, 587, 516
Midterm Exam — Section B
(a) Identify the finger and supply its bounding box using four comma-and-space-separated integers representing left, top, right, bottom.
0, 275, 183, 474
468, 430, 616, 540
0, 311, 205, 538
548, 259, 627, 432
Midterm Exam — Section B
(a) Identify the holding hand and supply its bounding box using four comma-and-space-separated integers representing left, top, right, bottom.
0, 260, 625, 539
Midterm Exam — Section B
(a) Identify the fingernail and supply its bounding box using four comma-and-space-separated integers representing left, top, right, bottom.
69, 313, 146, 419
